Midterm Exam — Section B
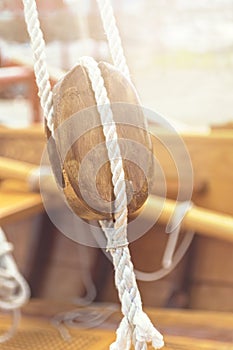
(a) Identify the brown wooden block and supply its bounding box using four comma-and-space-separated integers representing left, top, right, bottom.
50, 61, 152, 220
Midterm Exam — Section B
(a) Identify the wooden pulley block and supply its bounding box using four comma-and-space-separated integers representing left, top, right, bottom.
46, 61, 153, 220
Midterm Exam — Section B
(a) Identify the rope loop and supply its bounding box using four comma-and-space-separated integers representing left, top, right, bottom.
0, 228, 30, 343
135, 201, 195, 282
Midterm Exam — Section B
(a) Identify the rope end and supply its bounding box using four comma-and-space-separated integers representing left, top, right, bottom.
133, 311, 164, 349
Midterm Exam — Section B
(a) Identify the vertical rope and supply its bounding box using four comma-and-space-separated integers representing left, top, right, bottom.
22, 0, 54, 134
78, 57, 128, 248
21, 1, 164, 348
79, 57, 164, 350
94, 1, 164, 347
96, 0, 131, 81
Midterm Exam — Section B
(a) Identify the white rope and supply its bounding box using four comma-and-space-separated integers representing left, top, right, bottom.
92, 2, 164, 346
22, 1, 164, 348
78, 56, 163, 349
22, 0, 54, 135
136, 201, 195, 282
96, 0, 130, 81
162, 201, 193, 269
0, 228, 30, 343
52, 303, 118, 342
22, 0, 130, 132
78, 56, 128, 249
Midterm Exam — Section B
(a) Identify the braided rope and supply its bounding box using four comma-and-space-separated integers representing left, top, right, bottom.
96, 0, 130, 81
22, 0, 54, 134
78, 56, 128, 249
22, 0, 164, 348
94, 1, 164, 347
79, 57, 163, 350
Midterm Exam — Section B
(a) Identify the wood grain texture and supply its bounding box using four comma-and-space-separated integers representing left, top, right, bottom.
182, 132, 233, 311
50, 61, 152, 220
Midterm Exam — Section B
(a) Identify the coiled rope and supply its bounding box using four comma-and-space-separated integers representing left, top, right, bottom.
0, 228, 30, 343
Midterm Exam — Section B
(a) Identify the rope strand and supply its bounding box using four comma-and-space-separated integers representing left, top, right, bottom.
79, 56, 164, 349
22, 0, 54, 134
96, 0, 131, 80
22, 1, 164, 348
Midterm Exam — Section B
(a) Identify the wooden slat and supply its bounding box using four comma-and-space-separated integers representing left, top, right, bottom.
1, 126, 232, 310
149, 129, 233, 311
0, 125, 43, 137
150, 129, 233, 215
0, 181, 43, 225
0, 156, 37, 181
141, 195, 233, 243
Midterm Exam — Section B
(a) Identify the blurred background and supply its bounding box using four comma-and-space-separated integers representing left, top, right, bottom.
1, 0, 233, 128
0, 0, 233, 316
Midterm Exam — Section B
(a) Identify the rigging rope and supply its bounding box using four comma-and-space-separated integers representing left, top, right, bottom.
22, 0, 54, 134
21, 0, 165, 348
96, 0, 131, 81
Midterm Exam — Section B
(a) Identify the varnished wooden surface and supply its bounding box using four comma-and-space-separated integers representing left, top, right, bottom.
51, 61, 152, 220
149, 129, 233, 216
149, 128, 233, 311
0, 156, 37, 181
0, 180, 43, 225
0, 300, 232, 349
141, 195, 233, 243
1, 126, 233, 310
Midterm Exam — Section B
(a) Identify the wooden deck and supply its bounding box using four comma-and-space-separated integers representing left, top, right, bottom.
0, 300, 232, 349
